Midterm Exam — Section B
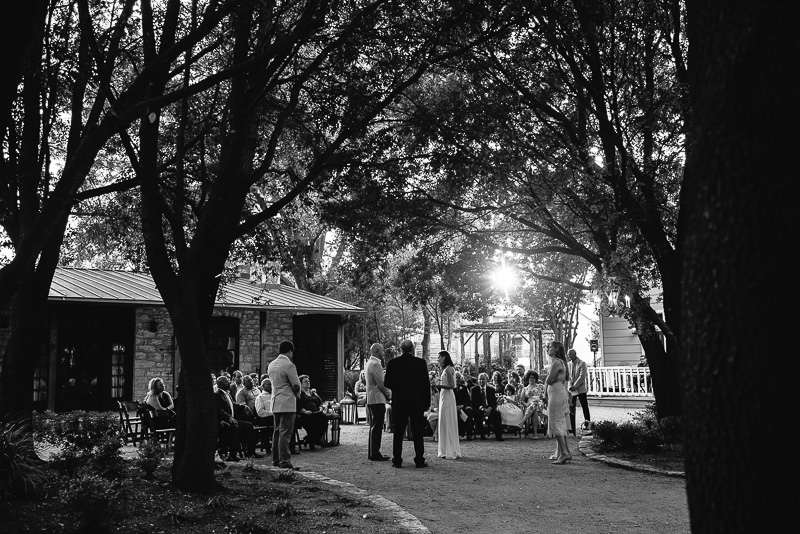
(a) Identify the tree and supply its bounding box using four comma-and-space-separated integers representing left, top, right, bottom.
513, 254, 590, 349
329, 0, 688, 417
128, 0, 492, 492
0, 0, 243, 417
682, 0, 796, 530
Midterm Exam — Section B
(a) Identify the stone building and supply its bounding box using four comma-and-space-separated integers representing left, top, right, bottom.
0, 267, 363, 412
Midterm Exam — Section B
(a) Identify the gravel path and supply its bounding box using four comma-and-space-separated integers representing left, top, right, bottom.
288, 408, 690, 534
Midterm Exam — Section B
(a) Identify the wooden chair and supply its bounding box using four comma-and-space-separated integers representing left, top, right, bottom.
139, 405, 176, 449
253, 419, 272, 452
117, 400, 143, 446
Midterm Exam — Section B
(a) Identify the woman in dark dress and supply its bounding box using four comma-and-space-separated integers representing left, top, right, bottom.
297, 375, 328, 450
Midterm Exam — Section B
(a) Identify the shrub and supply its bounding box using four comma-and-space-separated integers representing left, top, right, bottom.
60, 471, 123, 530
0, 415, 48, 498
614, 421, 640, 449
34, 411, 124, 478
655, 416, 684, 444
589, 420, 619, 451
592, 402, 684, 453
631, 402, 658, 430
134, 440, 165, 478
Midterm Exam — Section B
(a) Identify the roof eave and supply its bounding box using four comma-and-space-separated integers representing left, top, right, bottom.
47, 296, 366, 314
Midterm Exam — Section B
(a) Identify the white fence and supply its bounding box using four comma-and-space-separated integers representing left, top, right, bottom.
587, 366, 653, 397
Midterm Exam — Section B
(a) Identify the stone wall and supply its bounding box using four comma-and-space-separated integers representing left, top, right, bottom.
133, 307, 175, 400
133, 307, 295, 398
260, 311, 294, 369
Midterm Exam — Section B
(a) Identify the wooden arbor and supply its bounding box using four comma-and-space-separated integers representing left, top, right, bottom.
454, 320, 547, 372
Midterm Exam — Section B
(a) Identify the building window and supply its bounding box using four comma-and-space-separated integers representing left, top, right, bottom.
33, 347, 48, 406
110, 343, 126, 399
208, 316, 239, 374
512, 337, 523, 360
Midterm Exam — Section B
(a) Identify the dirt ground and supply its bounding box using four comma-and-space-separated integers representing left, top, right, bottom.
290, 423, 690, 534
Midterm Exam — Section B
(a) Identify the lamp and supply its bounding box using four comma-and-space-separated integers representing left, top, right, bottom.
594, 287, 630, 317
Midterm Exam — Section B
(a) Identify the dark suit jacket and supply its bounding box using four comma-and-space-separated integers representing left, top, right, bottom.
214, 388, 237, 424
384, 352, 430, 413
454, 385, 472, 408
470, 384, 498, 412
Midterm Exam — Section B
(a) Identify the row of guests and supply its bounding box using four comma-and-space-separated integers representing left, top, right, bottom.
426, 369, 546, 442
141, 366, 327, 463
212, 371, 329, 461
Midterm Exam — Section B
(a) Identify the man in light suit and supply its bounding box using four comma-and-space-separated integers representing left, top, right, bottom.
384, 340, 430, 468
568, 348, 591, 431
365, 342, 391, 461
268, 340, 301, 470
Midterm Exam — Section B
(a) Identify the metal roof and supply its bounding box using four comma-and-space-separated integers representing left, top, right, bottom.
49, 267, 365, 314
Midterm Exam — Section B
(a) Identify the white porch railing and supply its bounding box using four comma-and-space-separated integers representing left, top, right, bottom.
587, 366, 653, 397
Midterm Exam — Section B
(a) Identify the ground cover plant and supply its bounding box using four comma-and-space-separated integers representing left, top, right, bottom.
2, 410, 407, 533
589, 403, 685, 473
1, 460, 407, 534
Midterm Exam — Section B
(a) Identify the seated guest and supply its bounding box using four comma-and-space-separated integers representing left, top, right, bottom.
255, 379, 274, 422
426, 384, 440, 441
215, 375, 258, 461
453, 372, 474, 440
507, 371, 521, 392
491, 371, 505, 398
354, 371, 368, 406
230, 370, 244, 398
143, 377, 175, 430
497, 384, 525, 428
297, 375, 328, 450
471, 372, 504, 441
454, 372, 474, 441
236, 375, 258, 418
520, 370, 545, 438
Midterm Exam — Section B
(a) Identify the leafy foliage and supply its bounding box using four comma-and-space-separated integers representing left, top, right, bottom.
134, 439, 166, 478
59, 472, 124, 530
592, 403, 683, 453
0, 415, 48, 499
33, 411, 124, 478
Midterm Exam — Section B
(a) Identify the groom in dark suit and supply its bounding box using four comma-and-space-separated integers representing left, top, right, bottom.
471, 372, 504, 441
384, 339, 431, 468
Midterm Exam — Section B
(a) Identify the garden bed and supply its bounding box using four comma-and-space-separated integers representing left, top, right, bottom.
0, 461, 408, 534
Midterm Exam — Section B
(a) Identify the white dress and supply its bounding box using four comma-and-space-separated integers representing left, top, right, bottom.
497, 396, 524, 427
437, 366, 461, 459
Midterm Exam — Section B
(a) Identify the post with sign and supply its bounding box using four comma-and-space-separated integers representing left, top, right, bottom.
590, 339, 599, 367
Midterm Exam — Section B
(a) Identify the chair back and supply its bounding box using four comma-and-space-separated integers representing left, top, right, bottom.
116, 400, 126, 428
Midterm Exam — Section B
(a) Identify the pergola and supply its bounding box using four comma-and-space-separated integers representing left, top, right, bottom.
454, 320, 550, 371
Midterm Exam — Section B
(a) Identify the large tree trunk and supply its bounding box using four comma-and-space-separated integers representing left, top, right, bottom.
0, 282, 46, 417
682, 1, 795, 530
421, 308, 431, 363
168, 293, 218, 494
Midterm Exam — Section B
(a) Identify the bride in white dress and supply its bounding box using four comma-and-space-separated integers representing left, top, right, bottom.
434, 350, 462, 459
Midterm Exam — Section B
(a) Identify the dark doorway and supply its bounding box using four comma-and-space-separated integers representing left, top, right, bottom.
54, 305, 134, 412
207, 316, 240, 374
293, 314, 340, 401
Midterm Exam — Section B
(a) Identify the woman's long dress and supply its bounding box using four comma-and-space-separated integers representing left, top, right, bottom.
437, 366, 462, 459
547, 363, 569, 437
